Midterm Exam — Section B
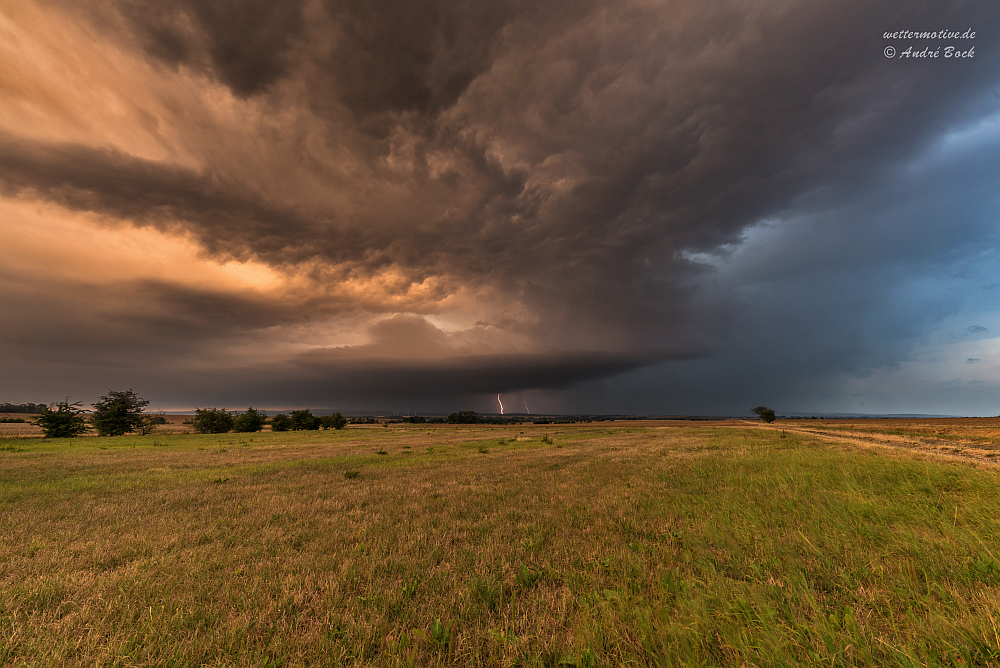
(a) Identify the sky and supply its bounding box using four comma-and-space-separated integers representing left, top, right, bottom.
1, 0, 999, 416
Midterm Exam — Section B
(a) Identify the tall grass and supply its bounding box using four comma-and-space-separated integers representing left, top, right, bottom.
1, 425, 998, 666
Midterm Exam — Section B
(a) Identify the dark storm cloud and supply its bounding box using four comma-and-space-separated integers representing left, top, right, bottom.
316, 0, 541, 121
36, 1, 1000, 273
3, 0, 999, 410
116, 0, 308, 96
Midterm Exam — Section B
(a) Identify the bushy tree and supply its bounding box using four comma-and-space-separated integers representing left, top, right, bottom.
291, 409, 321, 431
233, 407, 267, 433
90, 389, 150, 436
192, 408, 235, 434
34, 401, 88, 438
752, 406, 777, 423
270, 413, 292, 431
320, 412, 347, 430
448, 410, 478, 424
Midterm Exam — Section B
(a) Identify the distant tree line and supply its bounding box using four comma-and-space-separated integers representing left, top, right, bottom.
29, 389, 350, 438
1, 402, 47, 413
401, 416, 448, 424
191, 407, 268, 434
192, 407, 346, 434
269, 410, 347, 432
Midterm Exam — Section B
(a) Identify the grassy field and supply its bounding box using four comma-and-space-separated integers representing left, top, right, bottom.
2, 422, 1000, 667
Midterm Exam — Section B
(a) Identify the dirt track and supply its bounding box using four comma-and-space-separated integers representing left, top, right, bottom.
739, 419, 1000, 467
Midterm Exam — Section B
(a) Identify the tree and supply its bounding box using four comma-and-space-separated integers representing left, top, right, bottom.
233, 408, 267, 433
34, 401, 88, 438
90, 389, 150, 436
290, 409, 321, 431
270, 413, 292, 431
320, 412, 347, 430
448, 411, 478, 424
752, 406, 777, 423
192, 408, 235, 434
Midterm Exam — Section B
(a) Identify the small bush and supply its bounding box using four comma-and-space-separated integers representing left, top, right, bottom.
448, 411, 478, 424
344, 470, 360, 479
270, 414, 292, 431
290, 409, 321, 431
192, 408, 235, 434
320, 412, 347, 430
752, 406, 777, 423
233, 408, 267, 433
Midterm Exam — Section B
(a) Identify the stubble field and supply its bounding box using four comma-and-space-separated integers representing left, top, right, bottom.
2, 420, 1000, 666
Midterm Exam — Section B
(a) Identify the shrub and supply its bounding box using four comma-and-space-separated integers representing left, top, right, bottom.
320, 412, 347, 430
270, 413, 292, 431
447, 411, 478, 424
290, 409, 321, 431
233, 407, 267, 433
752, 406, 777, 423
135, 412, 165, 436
90, 389, 150, 436
192, 408, 235, 434
34, 401, 88, 438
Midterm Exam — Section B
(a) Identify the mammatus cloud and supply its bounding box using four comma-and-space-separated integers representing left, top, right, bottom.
1, 0, 998, 412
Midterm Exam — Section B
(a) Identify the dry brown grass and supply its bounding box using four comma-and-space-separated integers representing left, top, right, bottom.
3, 423, 1000, 666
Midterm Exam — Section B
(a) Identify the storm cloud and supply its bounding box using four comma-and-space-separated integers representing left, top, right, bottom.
1, 0, 998, 414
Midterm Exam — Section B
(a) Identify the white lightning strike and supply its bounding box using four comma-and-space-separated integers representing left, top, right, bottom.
524, 398, 530, 414
497, 393, 504, 415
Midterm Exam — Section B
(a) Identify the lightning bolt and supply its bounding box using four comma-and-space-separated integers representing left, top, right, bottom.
497, 393, 504, 415
524, 398, 530, 414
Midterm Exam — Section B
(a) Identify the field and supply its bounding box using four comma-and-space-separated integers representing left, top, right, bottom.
2, 420, 1000, 667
